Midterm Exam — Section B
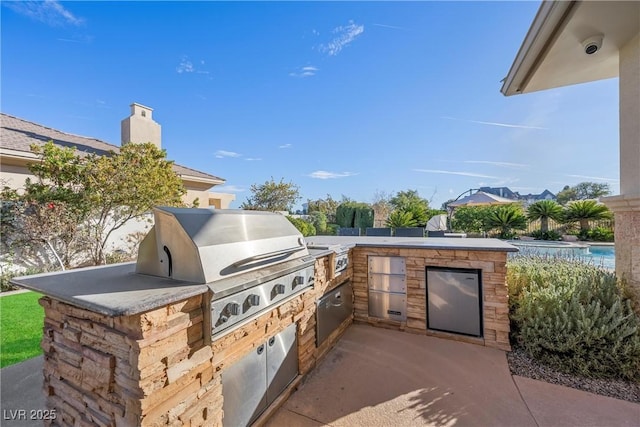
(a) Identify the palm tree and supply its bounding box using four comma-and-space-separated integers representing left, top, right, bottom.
486, 204, 527, 239
527, 200, 564, 233
385, 210, 418, 228
564, 200, 612, 231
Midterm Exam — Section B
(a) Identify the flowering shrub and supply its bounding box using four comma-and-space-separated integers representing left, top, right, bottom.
507, 255, 640, 381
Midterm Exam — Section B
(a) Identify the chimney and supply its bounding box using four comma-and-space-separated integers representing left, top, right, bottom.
121, 103, 161, 148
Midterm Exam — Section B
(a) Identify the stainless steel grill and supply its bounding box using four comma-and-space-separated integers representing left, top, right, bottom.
137, 207, 315, 336
306, 243, 350, 279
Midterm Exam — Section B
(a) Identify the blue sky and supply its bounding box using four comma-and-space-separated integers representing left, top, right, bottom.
1, 1, 620, 210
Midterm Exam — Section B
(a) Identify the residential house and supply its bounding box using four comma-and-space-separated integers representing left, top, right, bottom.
0, 103, 235, 209
0, 104, 236, 268
477, 187, 556, 206
501, 0, 639, 307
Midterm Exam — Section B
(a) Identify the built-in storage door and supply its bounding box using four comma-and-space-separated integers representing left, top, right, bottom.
316, 281, 354, 346
222, 323, 299, 427
221, 344, 268, 427
426, 267, 482, 337
266, 323, 298, 401
368, 256, 407, 321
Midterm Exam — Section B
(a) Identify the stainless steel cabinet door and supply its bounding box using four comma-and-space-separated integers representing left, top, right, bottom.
221, 344, 268, 427
368, 289, 406, 321
316, 281, 354, 346
266, 323, 298, 402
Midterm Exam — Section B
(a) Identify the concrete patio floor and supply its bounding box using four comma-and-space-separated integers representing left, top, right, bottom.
266, 324, 640, 427
1, 323, 638, 426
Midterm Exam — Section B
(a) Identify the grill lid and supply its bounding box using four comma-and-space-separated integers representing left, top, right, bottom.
136, 207, 309, 284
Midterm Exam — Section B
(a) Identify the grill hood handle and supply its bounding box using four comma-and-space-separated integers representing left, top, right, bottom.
232, 246, 306, 268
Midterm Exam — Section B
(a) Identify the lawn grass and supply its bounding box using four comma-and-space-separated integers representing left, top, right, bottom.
0, 291, 44, 368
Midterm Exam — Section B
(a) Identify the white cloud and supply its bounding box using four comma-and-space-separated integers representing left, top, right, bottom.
308, 171, 358, 179
245, 158, 262, 161
177, 57, 194, 73
279, 144, 292, 149
215, 185, 245, 193
565, 174, 619, 182
372, 23, 409, 31
413, 169, 500, 179
463, 160, 529, 169
215, 150, 241, 158
289, 65, 318, 78
441, 116, 547, 130
177, 56, 211, 75
5, 1, 84, 26
318, 20, 364, 56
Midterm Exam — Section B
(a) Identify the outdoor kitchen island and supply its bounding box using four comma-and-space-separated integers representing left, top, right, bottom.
305, 235, 518, 352
12, 209, 517, 427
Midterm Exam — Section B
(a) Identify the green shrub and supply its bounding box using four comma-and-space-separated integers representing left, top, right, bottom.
309, 211, 327, 234
286, 216, 316, 237
354, 205, 374, 229
1, 267, 42, 292
529, 230, 562, 241
507, 256, 640, 381
324, 223, 339, 235
578, 227, 614, 242
335, 204, 356, 228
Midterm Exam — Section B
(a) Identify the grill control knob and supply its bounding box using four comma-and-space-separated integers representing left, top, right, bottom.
246, 294, 260, 307
273, 284, 286, 295
227, 302, 240, 316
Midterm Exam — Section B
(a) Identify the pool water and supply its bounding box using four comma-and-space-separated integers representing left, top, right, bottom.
509, 241, 615, 270
587, 245, 616, 270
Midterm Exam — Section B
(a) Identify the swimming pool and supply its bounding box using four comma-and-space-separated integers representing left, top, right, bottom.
508, 241, 615, 270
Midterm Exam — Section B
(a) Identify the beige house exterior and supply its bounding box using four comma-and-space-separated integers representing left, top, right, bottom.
0, 103, 235, 209
501, 0, 640, 308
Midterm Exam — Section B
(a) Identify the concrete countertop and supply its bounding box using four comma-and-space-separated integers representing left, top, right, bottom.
10, 238, 515, 317
305, 236, 519, 252
306, 248, 335, 259
10, 262, 209, 316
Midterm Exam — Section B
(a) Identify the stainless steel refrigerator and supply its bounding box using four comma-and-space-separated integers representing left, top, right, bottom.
426, 267, 482, 337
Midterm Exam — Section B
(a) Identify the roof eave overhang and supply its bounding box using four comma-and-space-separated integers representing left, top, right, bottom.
179, 174, 225, 186
501, 1, 578, 96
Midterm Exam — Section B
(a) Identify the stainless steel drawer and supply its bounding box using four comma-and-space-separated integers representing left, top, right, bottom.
368, 274, 406, 293
368, 256, 406, 274
368, 289, 406, 322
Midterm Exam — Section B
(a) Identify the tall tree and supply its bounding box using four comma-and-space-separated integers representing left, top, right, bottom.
3, 141, 186, 267
241, 177, 300, 212
84, 142, 185, 264
527, 200, 564, 233
564, 200, 613, 231
390, 190, 430, 227
557, 182, 611, 205
306, 194, 339, 223
371, 190, 393, 227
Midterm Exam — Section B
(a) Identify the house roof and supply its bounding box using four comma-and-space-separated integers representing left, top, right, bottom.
478, 186, 519, 200
501, 1, 640, 96
0, 113, 225, 184
449, 191, 517, 208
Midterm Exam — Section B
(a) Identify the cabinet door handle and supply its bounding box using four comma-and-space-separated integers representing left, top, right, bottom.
257, 344, 265, 355
268, 337, 276, 347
